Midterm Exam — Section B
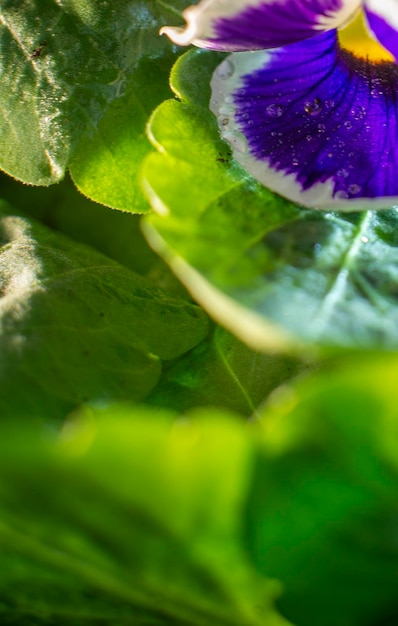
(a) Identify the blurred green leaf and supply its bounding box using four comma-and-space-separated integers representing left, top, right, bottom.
0, 203, 208, 419
0, 406, 289, 626
148, 325, 308, 416
0, 0, 188, 192
246, 354, 398, 626
142, 49, 398, 351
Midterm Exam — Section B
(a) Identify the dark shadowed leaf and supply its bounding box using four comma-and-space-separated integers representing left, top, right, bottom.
0, 202, 208, 419
247, 354, 398, 626
148, 325, 308, 416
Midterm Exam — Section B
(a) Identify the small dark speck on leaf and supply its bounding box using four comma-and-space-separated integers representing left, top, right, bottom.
30, 42, 47, 59
99, 312, 105, 318
82, 350, 90, 357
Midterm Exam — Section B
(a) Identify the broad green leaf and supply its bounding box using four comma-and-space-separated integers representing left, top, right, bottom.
0, 203, 208, 419
0, 0, 189, 191
148, 325, 309, 417
246, 354, 398, 626
69, 52, 179, 212
0, 172, 189, 299
0, 406, 289, 626
142, 49, 398, 351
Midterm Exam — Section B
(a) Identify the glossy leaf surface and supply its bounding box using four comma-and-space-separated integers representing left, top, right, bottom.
142, 50, 398, 351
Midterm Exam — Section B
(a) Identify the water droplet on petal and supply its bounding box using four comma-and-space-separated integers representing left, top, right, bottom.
304, 98, 322, 116
218, 115, 230, 127
266, 103, 284, 118
344, 120, 352, 129
219, 104, 234, 115
223, 131, 247, 153
216, 60, 234, 80
351, 105, 366, 120
348, 183, 361, 195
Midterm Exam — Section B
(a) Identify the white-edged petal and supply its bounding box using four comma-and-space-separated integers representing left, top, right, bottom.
161, 0, 361, 51
363, 0, 398, 62
210, 31, 398, 210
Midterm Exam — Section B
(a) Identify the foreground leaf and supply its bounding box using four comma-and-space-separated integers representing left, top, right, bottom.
0, 406, 289, 626
142, 49, 398, 351
0, 0, 188, 193
248, 354, 398, 626
0, 203, 208, 419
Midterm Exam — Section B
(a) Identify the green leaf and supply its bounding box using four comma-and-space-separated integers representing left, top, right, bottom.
246, 354, 398, 626
0, 405, 289, 626
0, 0, 189, 190
148, 325, 308, 417
0, 203, 208, 419
69, 52, 180, 212
142, 49, 398, 351
0, 171, 190, 299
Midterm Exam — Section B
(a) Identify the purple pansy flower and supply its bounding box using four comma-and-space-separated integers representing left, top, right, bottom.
161, 1, 398, 210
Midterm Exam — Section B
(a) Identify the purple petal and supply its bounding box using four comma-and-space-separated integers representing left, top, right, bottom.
161, 0, 360, 51
364, 0, 398, 62
210, 30, 398, 210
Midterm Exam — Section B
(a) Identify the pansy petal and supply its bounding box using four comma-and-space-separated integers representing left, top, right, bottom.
161, 0, 360, 51
363, 0, 398, 62
210, 30, 398, 210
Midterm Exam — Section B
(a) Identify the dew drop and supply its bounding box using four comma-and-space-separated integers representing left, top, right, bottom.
348, 183, 361, 195
337, 168, 349, 178
292, 158, 299, 166
351, 105, 366, 120
335, 190, 349, 199
223, 131, 247, 153
344, 120, 352, 129
216, 60, 234, 80
304, 98, 322, 116
218, 115, 230, 127
361, 236, 369, 243
266, 103, 284, 118
219, 104, 234, 115
317, 123, 326, 132
306, 134, 313, 142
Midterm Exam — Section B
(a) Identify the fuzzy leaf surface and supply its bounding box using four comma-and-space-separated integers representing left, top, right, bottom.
0, 0, 188, 200
0, 203, 207, 419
